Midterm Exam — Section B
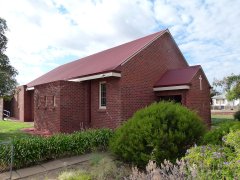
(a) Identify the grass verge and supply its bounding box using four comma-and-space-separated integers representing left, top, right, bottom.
211, 114, 235, 127
0, 120, 33, 141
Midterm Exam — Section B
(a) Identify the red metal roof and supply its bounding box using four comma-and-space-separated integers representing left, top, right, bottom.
27, 30, 167, 87
154, 65, 201, 87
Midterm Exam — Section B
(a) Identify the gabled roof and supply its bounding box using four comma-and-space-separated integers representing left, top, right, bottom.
27, 30, 167, 87
212, 94, 226, 99
154, 65, 201, 87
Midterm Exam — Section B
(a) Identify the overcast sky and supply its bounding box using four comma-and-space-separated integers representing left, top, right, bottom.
0, 0, 239, 85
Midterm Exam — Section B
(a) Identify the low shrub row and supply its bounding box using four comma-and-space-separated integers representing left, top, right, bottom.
0, 128, 113, 169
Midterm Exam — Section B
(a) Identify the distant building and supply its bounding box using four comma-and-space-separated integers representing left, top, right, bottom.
212, 94, 240, 110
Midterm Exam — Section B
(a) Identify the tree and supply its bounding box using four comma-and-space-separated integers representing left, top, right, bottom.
0, 17, 18, 97
213, 74, 240, 101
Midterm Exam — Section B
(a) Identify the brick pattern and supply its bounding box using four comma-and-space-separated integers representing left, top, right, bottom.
34, 82, 61, 133
185, 70, 211, 127
90, 77, 121, 129
59, 81, 90, 133
34, 81, 92, 133
120, 32, 188, 122
7, 85, 33, 122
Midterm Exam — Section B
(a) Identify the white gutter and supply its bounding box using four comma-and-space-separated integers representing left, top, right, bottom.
26, 87, 35, 91
153, 85, 190, 91
68, 72, 121, 82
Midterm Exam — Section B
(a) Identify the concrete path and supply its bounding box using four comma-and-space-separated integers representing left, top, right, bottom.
0, 153, 92, 180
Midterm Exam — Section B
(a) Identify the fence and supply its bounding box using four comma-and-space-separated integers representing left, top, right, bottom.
0, 141, 13, 179
3, 110, 10, 118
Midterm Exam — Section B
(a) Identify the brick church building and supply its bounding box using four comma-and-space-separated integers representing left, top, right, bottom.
5, 29, 211, 133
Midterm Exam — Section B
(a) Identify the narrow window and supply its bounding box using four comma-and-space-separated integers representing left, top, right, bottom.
99, 82, 106, 109
53, 96, 56, 107
45, 96, 47, 107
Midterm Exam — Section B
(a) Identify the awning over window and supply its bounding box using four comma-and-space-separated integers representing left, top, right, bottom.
153, 65, 201, 91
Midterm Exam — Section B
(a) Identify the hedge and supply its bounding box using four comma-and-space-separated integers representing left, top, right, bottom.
0, 128, 113, 170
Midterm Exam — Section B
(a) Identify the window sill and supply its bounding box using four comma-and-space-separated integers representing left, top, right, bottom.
98, 108, 106, 112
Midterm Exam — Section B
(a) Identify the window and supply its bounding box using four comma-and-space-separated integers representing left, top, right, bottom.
99, 82, 106, 109
216, 99, 225, 105
158, 95, 182, 104
53, 96, 56, 107
45, 96, 47, 107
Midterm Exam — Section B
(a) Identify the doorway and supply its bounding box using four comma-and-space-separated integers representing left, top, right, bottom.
158, 95, 182, 104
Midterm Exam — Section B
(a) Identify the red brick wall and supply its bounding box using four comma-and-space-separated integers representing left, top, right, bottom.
10, 87, 20, 120
59, 81, 90, 133
185, 70, 211, 127
24, 89, 34, 122
120, 32, 188, 122
8, 85, 34, 122
34, 81, 91, 133
34, 82, 61, 133
90, 77, 121, 129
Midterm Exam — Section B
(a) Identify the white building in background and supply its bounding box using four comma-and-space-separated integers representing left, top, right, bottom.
212, 94, 240, 110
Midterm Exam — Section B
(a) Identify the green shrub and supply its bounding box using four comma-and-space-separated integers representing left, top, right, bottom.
110, 101, 206, 167
234, 110, 240, 121
0, 128, 113, 169
201, 121, 240, 145
224, 130, 240, 153
184, 130, 240, 179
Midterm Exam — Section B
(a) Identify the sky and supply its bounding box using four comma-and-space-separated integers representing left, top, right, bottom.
0, 0, 239, 85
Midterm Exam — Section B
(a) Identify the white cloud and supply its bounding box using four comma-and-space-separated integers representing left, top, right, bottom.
0, 0, 239, 85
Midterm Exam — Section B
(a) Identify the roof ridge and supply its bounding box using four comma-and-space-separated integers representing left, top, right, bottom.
57, 30, 168, 68
167, 65, 201, 71
119, 29, 168, 66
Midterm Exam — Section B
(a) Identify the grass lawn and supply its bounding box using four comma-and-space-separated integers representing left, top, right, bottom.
0, 120, 33, 142
211, 114, 235, 127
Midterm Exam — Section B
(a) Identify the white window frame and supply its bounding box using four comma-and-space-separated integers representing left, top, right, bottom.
99, 81, 107, 109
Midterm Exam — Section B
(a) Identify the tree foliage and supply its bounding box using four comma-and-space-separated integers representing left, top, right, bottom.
213, 74, 240, 101
0, 17, 18, 97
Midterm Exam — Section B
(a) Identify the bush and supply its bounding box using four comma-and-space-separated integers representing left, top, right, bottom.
184, 130, 240, 179
110, 102, 206, 167
224, 130, 240, 153
0, 128, 113, 169
201, 121, 240, 145
234, 110, 240, 121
